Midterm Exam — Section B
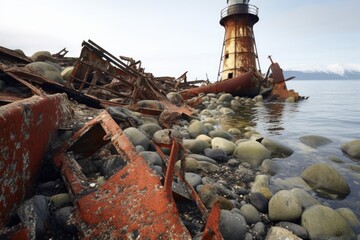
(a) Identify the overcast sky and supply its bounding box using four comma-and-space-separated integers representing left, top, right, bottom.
1, 0, 359, 81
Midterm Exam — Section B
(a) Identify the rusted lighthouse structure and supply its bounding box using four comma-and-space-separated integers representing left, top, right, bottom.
218, 0, 260, 81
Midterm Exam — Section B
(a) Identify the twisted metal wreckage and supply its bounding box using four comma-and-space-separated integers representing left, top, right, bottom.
0, 40, 300, 239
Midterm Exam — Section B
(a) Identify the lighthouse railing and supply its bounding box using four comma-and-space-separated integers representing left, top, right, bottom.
221, 4, 258, 19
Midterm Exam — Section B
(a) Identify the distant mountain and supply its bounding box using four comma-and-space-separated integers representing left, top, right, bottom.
283, 64, 360, 80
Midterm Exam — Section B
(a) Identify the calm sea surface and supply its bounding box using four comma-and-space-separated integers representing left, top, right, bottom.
223, 80, 360, 219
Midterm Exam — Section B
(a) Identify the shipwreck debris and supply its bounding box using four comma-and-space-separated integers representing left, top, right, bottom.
52, 110, 223, 239
0, 94, 69, 238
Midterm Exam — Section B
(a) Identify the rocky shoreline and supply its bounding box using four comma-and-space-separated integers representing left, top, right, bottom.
15, 91, 360, 240
2, 49, 360, 239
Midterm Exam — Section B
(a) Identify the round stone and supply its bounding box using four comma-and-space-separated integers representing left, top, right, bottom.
211, 137, 236, 155
197, 161, 220, 173
209, 130, 234, 141
25, 62, 65, 85
239, 204, 261, 225
301, 163, 350, 198
138, 123, 162, 138
136, 100, 163, 110
261, 159, 281, 175
100, 155, 126, 178
220, 107, 235, 116
54, 206, 77, 233
61, 66, 74, 82
50, 193, 72, 209
268, 190, 302, 222
185, 172, 202, 188
299, 135, 332, 148
183, 139, 210, 154
188, 121, 208, 138
166, 92, 184, 106
204, 148, 228, 163
123, 127, 150, 150
341, 139, 360, 159
265, 227, 301, 240
31, 51, 52, 61
219, 209, 247, 240
218, 93, 234, 102
234, 140, 271, 167
261, 138, 294, 157
277, 222, 309, 239
196, 134, 213, 144
249, 192, 268, 213
301, 205, 355, 240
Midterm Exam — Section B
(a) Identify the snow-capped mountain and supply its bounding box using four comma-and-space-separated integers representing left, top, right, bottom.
283, 64, 360, 80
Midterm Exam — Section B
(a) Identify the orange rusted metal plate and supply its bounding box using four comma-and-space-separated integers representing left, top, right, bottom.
0, 94, 68, 227
270, 81, 300, 101
270, 62, 286, 84
54, 111, 191, 239
201, 202, 223, 240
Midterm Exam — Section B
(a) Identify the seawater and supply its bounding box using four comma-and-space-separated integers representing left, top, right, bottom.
222, 80, 360, 219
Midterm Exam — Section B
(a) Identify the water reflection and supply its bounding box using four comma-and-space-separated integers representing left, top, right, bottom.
222, 102, 300, 136
220, 105, 257, 131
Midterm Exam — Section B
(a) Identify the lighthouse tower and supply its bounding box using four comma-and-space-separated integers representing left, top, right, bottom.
218, 0, 260, 81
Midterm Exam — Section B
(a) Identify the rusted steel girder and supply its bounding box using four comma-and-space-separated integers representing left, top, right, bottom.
53, 111, 192, 239
0, 94, 68, 231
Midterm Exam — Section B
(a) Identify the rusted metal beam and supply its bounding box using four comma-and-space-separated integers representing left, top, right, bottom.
180, 71, 260, 99
0, 46, 31, 65
0, 94, 68, 231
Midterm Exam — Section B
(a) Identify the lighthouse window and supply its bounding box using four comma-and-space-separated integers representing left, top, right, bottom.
228, 72, 233, 79
225, 52, 229, 59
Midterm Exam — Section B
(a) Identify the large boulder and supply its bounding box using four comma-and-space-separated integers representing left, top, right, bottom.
301, 205, 355, 240
211, 137, 236, 155
299, 135, 332, 148
234, 141, 271, 167
268, 190, 302, 222
301, 163, 350, 198
261, 138, 294, 157
25, 62, 65, 85
341, 140, 360, 160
